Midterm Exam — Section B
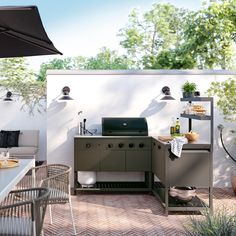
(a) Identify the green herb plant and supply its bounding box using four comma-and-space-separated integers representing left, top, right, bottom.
181, 81, 197, 93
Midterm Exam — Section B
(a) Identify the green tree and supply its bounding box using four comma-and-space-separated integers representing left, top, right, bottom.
118, 3, 192, 69
37, 57, 76, 81
118, 1, 236, 69
78, 47, 131, 69
38, 47, 131, 81
208, 77, 236, 122
0, 58, 45, 115
183, 0, 236, 69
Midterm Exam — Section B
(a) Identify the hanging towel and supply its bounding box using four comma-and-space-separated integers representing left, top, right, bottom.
170, 137, 188, 158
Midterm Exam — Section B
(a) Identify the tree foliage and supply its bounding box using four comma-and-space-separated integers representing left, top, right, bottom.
38, 47, 132, 81
119, 3, 192, 69
183, 0, 236, 69
37, 57, 76, 81
0, 58, 46, 115
207, 77, 236, 122
118, 1, 236, 69
77, 47, 132, 70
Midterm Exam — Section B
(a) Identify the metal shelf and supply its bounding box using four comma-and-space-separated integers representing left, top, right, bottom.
152, 182, 209, 213
75, 181, 151, 192
180, 97, 213, 102
180, 114, 211, 120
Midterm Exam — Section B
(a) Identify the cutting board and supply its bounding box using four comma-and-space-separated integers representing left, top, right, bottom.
158, 135, 174, 142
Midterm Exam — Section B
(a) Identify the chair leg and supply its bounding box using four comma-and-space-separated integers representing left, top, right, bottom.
69, 197, 77, 235
49, 205, 53, 225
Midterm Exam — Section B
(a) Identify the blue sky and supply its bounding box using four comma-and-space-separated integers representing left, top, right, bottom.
1, 0, 202, 69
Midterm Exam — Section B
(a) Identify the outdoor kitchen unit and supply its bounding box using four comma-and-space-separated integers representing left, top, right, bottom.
74, 117, 152, 192
74, 104, 213, 215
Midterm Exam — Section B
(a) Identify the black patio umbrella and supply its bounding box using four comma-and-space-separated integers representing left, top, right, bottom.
0, 5, 62, 58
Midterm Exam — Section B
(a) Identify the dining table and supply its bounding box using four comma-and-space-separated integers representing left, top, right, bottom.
0, 158, 35, 202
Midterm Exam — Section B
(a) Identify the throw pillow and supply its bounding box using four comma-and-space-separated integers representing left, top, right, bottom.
1, 130, 20, 147
0, 131, 8, 148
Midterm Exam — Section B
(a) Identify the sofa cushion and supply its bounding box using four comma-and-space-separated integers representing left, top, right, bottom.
1, 130, 20, 147
0, 131, 7, 148
8, 147, 38, 156
18, 130, 39, 147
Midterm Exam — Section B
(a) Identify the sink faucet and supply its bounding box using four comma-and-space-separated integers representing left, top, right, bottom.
83, 119, 86, 135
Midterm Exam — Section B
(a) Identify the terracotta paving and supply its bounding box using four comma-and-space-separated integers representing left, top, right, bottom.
43, 188, 236, 236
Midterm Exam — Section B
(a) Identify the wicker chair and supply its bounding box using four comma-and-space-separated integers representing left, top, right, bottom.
0, 187, 49, 236
30, 164, 77, 235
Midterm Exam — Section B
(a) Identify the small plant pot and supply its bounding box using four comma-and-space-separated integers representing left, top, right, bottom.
183, 92, 194, 98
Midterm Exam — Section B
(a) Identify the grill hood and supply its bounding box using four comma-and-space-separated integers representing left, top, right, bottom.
102, 117, 148, 136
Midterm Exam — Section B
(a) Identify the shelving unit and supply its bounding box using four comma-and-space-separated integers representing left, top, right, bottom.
152, 97, 213, 214
180, 97, 214, 152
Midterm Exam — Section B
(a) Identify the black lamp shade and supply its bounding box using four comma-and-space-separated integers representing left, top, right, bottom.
160, 86, 175, 100
3, 91, 13, 101
59, 86, 73, 100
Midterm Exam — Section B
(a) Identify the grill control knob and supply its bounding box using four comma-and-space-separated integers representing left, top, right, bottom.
118, 143, 124, 148
85, 143, 91, 148
139, 143, 144, 148
108, 143, 113, 148
129, 143, 134, 148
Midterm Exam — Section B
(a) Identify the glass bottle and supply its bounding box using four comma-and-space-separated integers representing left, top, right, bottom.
175, 118, 180, 134
170, 117, 176, 135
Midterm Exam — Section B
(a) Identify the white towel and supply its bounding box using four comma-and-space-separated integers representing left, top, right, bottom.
170, 137, 188, 158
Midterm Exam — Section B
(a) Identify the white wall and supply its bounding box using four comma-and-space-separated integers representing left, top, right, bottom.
47, 70, 236, 187
0, 96, 46, 161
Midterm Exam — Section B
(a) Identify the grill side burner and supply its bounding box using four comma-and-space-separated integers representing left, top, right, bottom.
102, 117, 148, 136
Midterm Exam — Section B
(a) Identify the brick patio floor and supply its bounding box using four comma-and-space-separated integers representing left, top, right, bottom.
43, 188, 236, 236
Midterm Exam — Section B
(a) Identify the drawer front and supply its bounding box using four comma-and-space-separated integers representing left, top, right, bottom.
168, 150, 211, 187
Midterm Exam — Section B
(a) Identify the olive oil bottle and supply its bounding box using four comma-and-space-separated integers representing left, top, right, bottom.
175, 118, 180, 134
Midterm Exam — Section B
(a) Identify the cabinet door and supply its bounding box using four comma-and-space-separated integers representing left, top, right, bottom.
152, 140, 166, 183
126, 150, 151, 171
100, 150, 125, 171
74, 139, 100, 171
75, 150, 100, 171
168, 150, 211, 187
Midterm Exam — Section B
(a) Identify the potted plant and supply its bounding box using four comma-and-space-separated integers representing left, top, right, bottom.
208, 77, 236, 195
181, 81, 197, 98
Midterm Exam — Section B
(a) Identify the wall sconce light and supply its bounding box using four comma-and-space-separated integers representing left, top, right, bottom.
3, 91, 13, 101
160, 86, 175, 100
59, 86, 73, 100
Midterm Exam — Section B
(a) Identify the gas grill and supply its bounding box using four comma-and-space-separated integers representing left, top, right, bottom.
102, 117, 148, 136
74, 117, 152, 192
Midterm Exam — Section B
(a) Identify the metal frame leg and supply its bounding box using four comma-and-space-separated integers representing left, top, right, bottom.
49, 205, 53, 225
69, 196, 77, 235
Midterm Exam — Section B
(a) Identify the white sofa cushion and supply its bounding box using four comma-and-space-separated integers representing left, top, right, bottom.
18, 130, 39, 147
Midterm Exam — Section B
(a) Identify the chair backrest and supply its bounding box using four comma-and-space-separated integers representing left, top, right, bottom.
40, 164, 71, 204
0, 187, 50, 236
